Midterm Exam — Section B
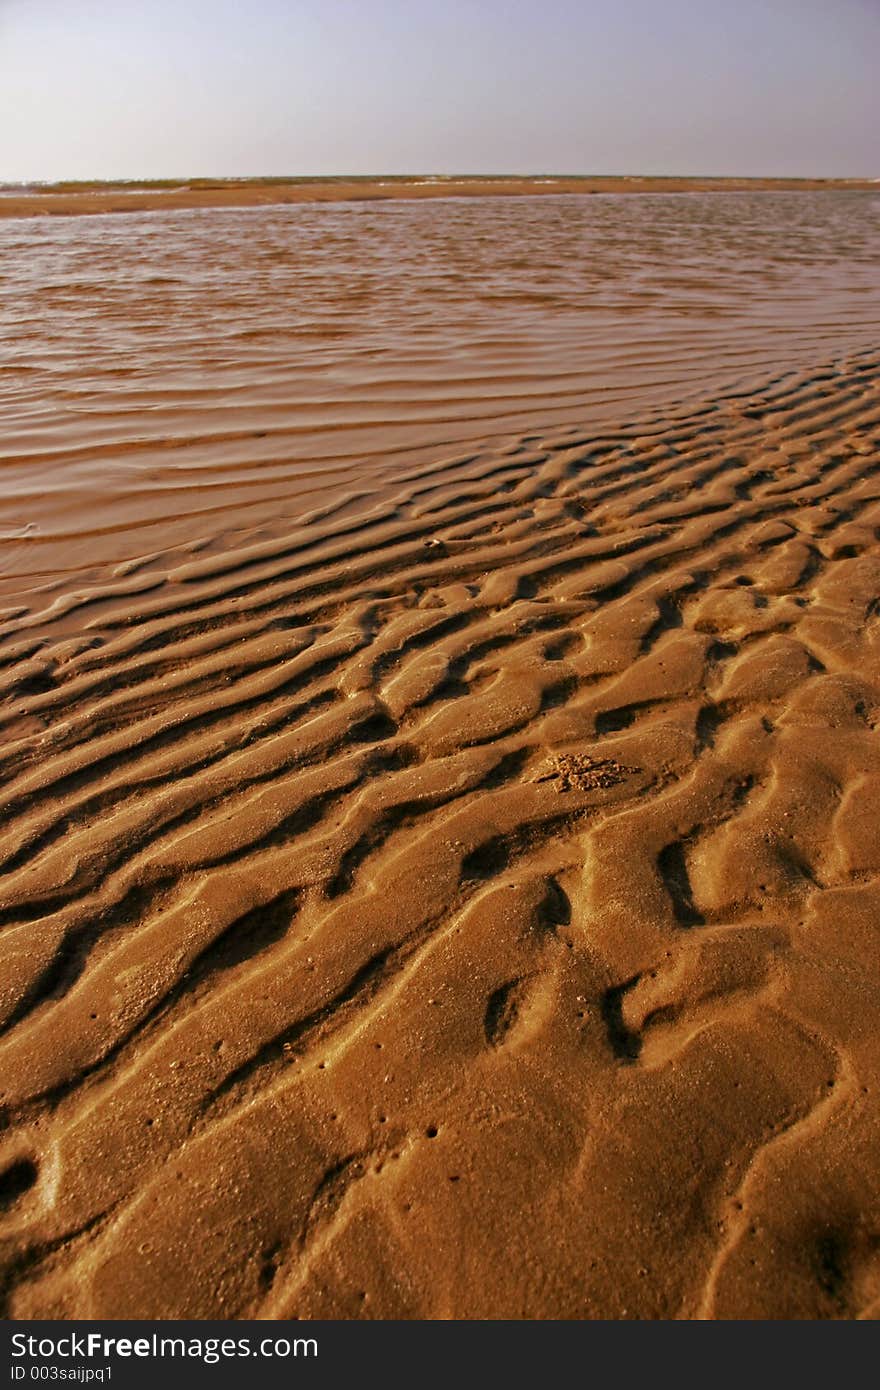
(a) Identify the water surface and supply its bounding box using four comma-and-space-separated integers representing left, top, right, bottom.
1, 190, 878, 578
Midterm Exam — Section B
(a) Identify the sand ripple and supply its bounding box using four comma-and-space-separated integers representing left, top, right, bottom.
1, 191, 879, 578
0, 347, 878, 1317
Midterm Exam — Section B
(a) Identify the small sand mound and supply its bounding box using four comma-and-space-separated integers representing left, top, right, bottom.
531, 753, 638, 792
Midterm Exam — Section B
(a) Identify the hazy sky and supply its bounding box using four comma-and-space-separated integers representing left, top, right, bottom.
0, 0, 877, 181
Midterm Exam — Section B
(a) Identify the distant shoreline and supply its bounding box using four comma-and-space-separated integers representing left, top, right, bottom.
1, 173, 876, 218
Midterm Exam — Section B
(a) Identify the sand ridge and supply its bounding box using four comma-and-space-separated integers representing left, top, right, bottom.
1, 174, 877, 220
0, 349, 879, 1317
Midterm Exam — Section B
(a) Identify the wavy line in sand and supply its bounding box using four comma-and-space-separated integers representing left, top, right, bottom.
0, 349, 879, 1318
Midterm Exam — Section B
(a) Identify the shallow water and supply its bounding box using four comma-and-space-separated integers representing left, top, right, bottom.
1, 190, 879, 577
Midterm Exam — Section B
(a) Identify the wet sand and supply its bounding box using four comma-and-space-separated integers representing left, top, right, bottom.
1, 174, 876, 220
3, 191, 879, 584
1, 194, 879, 1319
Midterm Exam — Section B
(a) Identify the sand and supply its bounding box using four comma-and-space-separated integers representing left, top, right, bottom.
0, 174, 876, 220
1, 189, 880, 1319
0, 345, 878, 1319
3, 189, 879, 585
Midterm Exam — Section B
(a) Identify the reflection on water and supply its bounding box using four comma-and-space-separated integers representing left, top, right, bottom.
1, 191, 879, 576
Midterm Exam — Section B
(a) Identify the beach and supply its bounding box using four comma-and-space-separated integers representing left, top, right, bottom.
0, 174, 876, 221
1, 190, 879, 1318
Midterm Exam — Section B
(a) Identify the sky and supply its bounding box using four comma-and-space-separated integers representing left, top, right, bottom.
0, 0, 877, 182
